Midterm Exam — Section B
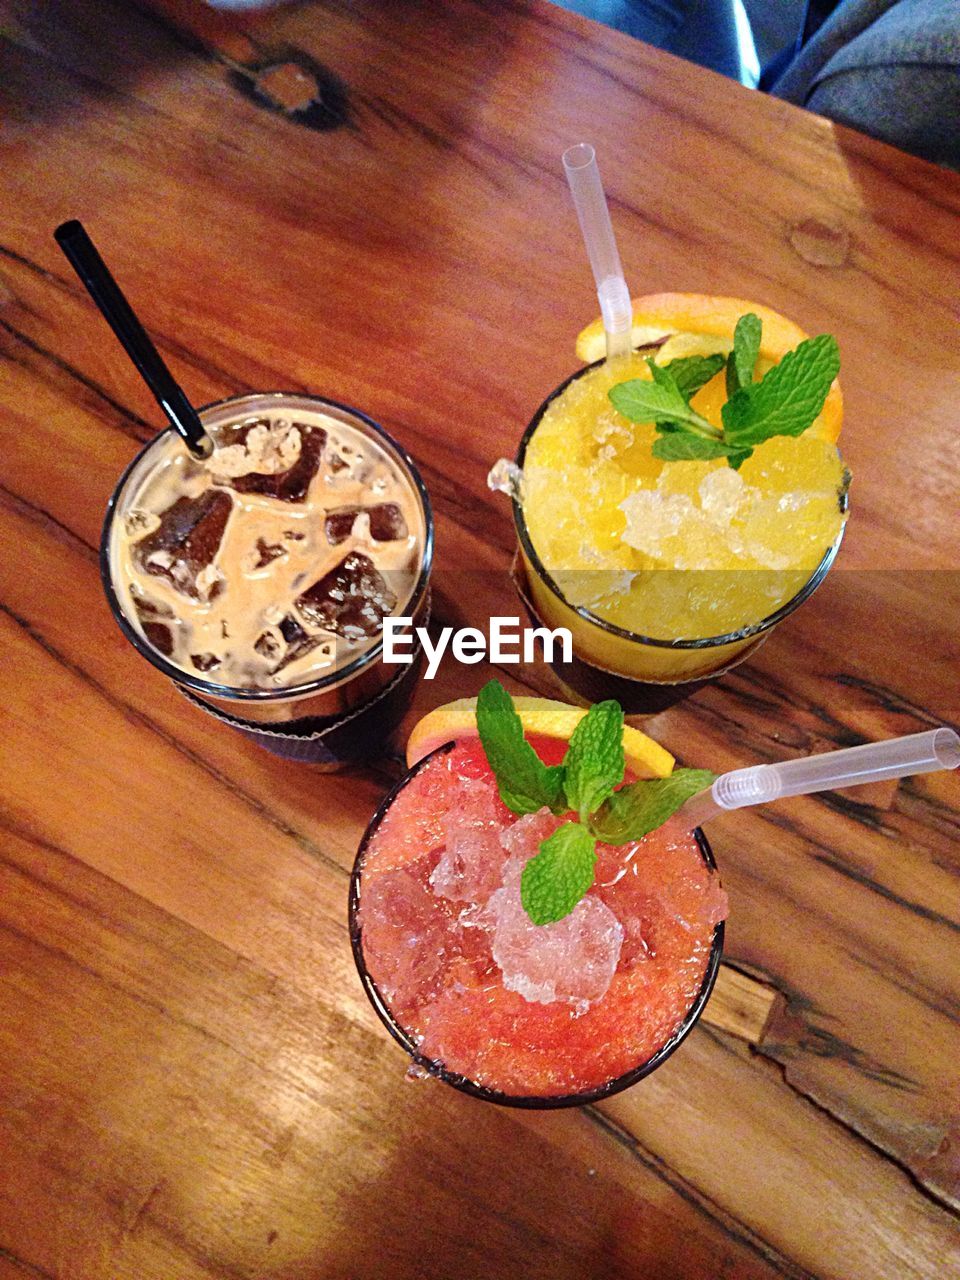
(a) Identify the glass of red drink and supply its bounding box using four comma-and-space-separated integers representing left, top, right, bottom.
350, 737, 726, 1108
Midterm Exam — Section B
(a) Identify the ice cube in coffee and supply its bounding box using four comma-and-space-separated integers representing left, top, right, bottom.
106, 395, 427, 692
133, 490, 233, 599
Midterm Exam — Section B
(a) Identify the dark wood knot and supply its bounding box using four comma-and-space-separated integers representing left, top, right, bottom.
229, 47, 349, 131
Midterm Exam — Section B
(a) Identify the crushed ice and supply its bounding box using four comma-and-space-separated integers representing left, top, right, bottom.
619, 467, 759, 566
485, 851, 624, 1007
207, 419, 302, 479
430, 801, 625, 1010
487, 458, 524, 500
698, 467, 747, 522
619, 465, 820, 571
429, 776, 506, 902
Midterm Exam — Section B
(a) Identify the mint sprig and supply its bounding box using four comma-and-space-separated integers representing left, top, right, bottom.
521, 824, 597, 926
726, 312, 761, 398
608, 314, 839, 470
476, 680, 566, 815
666, 352, 726, 400
473, 681, 715, 926
609, 361, 719, 443
651, 432, 749, 466
721, 333, 840, 447
562, 700, 624, 821
589, 769, 716, 845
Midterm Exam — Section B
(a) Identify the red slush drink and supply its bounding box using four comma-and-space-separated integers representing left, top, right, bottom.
350, 730, 727, 1106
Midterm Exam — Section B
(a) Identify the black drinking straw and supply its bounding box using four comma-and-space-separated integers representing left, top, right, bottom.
53, 219, 214, 459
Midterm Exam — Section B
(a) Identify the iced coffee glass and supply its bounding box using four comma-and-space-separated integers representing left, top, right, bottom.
102, 392, 432, 766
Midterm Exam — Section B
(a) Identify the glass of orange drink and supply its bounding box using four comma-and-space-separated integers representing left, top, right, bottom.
497, 294, 849, 712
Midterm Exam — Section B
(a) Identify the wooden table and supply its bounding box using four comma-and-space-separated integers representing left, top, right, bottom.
2, 2, 959, 1276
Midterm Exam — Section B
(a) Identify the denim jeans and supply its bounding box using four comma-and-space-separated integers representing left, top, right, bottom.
770, 0, 960, 169
551, 0, 751, 82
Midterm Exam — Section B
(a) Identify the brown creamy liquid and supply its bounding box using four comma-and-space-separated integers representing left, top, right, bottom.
110, 409, 424, 690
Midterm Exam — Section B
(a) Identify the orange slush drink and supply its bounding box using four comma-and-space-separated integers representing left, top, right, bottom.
511, 295, 848, 684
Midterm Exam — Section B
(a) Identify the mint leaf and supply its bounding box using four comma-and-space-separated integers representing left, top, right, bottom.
725, 447, 753, 471
589, 769, 716, 844
609, 368, 720, 440
652, 434, 746, 463
611, 317, 839, 474
722, 334, 839, 447
664, 353, 726, 401
645, 359, 682, 393
608, 375, 694, 423
562, 700, 624, 821
726, 313, 762, 398
521, 822, 597, 925
476, 680, 566, 816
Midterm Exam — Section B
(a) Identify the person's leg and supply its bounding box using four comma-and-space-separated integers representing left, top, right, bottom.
552, 0, 692, 48
769, 0, 960, 168
809, 66, 960, 167
551, 0, 757, 83
670, 0, 758, 82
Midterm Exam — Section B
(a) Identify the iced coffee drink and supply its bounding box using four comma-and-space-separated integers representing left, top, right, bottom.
102, 392, 432, 763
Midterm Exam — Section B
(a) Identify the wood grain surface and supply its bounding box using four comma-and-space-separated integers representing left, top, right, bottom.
1, 1, 959, 1277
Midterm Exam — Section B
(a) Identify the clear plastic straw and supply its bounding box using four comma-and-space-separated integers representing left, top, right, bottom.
562, 144, 632, 361
680, 728, 960, 828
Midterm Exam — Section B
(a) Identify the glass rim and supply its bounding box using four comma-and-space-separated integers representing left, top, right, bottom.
349, 742, 725, 1110
99, 391, 434, 703
512, 360, 849, 652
